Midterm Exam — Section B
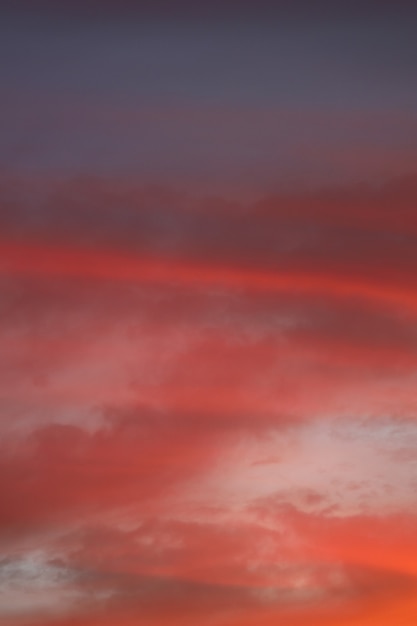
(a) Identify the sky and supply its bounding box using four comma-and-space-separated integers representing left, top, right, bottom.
0, 2, 417, 625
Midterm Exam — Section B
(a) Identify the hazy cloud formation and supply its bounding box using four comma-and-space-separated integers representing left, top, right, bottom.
0, 2, 417, 625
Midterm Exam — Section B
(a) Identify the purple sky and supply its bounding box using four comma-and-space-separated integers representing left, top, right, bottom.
1, 1, 416, 192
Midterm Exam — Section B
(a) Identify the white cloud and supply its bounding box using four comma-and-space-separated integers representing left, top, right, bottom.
176, 416, 417, 519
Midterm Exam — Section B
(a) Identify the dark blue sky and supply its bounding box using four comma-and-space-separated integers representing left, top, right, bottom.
1, 1, 416, 192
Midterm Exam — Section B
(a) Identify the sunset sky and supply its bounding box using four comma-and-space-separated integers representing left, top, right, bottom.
1, 2, 417, 625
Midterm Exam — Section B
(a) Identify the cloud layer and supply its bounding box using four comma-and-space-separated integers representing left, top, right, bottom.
1, 172, 417, 625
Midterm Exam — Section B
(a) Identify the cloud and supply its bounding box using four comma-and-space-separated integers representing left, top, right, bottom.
1, 173, 417, 625
2, 511, 417, 625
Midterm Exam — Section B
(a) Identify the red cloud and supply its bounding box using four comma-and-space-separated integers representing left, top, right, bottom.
1, 174, 417, 625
